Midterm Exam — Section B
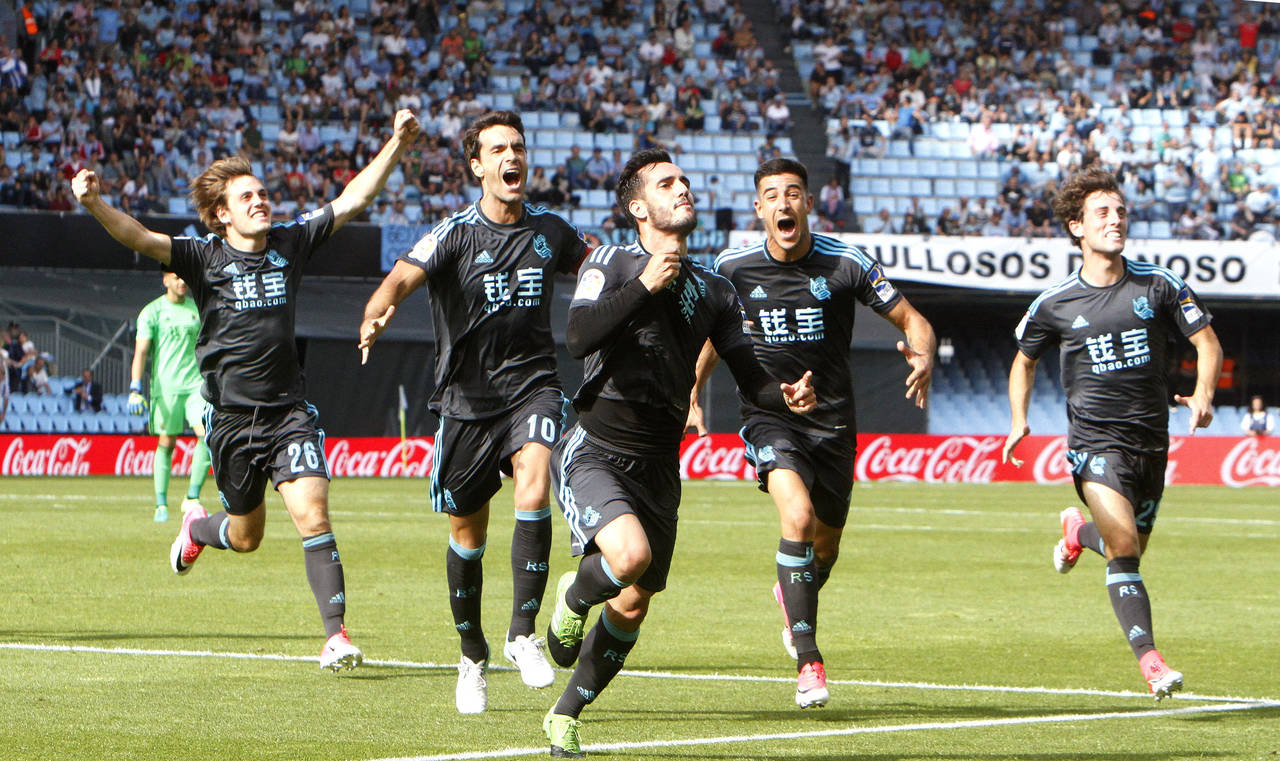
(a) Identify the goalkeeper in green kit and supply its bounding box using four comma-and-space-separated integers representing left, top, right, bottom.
131, 267, 212, 522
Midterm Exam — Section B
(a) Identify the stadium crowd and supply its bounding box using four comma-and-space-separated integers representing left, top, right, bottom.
797, 0, 1280, 239
1, 0, 1279, 240
0, 0, 772, 225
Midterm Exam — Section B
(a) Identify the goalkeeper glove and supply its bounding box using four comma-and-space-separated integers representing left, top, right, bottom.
128, 381, 148, 415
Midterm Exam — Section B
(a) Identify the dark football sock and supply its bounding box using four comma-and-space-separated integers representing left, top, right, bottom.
510, 508, 552, 638
1078, 522, 1105, 556
553, 612, 639, 718
303, 532, 346, 638
815, 562, 832, 590
447, 539, 488, 663
1106, 556, 1156, 660
188, 511, 231, 549
777, 538, 820, 666
566, 553, 626, 616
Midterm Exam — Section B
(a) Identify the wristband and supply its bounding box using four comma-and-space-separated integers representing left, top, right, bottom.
130, 380, 142, 393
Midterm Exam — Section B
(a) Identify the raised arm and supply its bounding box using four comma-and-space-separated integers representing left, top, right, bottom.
1173, 325, 1222, 434
1003, 350, 1038, 466
330, 109, 420, 231
881, 297, 936, 409
72, 169, 172, 263
359, 259, 427, 364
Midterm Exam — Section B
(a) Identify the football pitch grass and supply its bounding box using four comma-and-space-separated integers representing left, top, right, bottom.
2, 477, 1276, 761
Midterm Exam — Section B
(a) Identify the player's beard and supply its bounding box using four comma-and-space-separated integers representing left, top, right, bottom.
650, 204, 697, 236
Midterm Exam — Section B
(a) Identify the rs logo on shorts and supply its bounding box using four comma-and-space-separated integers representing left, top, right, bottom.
582, 505, 601, 527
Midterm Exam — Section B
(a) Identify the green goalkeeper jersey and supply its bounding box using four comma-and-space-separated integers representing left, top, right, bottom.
137, 295, 202, 398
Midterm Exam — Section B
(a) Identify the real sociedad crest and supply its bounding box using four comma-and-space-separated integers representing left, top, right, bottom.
533, 233, 552, 259
1132, 296, 1153, 320
809, 276, 831, 301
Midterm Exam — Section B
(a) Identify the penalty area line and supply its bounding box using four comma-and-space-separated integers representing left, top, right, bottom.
362, 700, 1280, 761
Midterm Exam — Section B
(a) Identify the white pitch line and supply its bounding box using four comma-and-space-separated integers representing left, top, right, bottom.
362, 700, 1279, 761
1, 642, 1272, 706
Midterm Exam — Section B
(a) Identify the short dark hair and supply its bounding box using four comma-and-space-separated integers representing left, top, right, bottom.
461, 111, 525, 161
1053, 165, 1124, 249
615, 148, 673, 228
754, 158, 809, 191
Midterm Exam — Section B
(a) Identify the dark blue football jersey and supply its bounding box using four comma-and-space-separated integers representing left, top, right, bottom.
1016, 258, 1212, 454
399, 201, 588, 419
570, 241, 756, 454
714, 233, 902, 437
169, 204, 334, 408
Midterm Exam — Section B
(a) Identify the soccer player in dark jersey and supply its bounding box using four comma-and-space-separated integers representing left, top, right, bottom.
1002, 166, 1221, 700
539, 148, 817, 757
688, 157, 935, 709
71, 108, 421, 672
358, 111, 588, 714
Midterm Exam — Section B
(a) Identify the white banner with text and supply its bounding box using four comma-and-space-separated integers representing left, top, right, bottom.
726, 233, 1280, 299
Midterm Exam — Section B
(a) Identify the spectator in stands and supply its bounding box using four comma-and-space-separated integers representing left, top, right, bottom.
23, 354, 51, 394
1025, 196, 1054, 237
968, 112, 1000, 157
584, 147, 613, 190
69, 368, 103, 413
851, 121, 882, 159
565, 145, 590, 190
1240, 395, 1275, 437
818, 176, 845, 221
1228, 200, 1258, 240
901, 198, 930, 235
5, 324, 34, 393
869, 207, 899, 234
763, 93, 792, 137
936, 206, 961, 236
526, 165, 555, 206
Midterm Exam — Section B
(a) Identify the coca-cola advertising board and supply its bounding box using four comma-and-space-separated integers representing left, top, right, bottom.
2, 434, 1277, 486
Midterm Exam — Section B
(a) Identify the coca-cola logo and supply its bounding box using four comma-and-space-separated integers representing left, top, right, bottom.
679, 435, 753, 480
115, 437, 155, 476
4, 436, 92, 476
327, 438, 435, 478
1032, 436, 1074, 484
855, 435, 1002, 483
1220, 438, 1280, 487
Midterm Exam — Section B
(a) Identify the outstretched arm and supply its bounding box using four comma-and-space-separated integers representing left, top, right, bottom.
359, 260, 427, 364
330, 109, 420, 231
1003, 350, 1038, 466
881, 298, 936, 409
72, 169, 171, 263
1173, 325, 1222, 434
